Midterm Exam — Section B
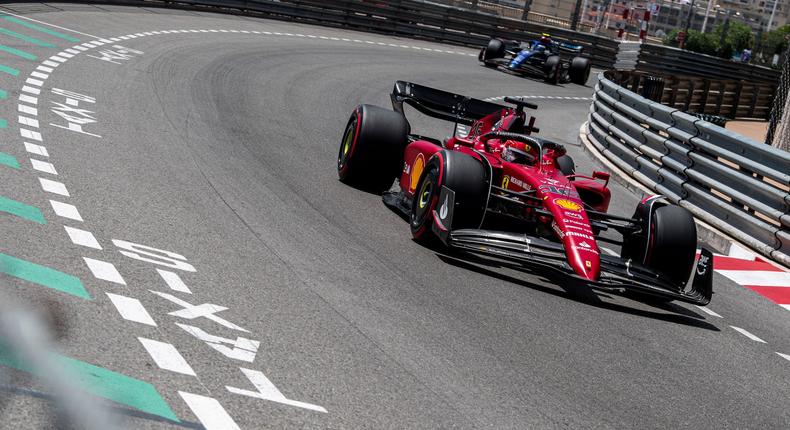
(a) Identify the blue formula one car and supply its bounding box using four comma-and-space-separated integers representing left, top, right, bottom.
478, 34, 591, 85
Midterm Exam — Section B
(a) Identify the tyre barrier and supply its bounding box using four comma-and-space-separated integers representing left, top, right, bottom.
583, 71, 790, 266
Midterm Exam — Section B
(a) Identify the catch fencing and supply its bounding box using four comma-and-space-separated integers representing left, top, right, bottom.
585, 71, 790, 265
607, 70, 776, 120
59, 0, 783, 81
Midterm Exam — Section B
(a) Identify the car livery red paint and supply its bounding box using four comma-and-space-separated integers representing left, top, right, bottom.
336, 81, 713, 305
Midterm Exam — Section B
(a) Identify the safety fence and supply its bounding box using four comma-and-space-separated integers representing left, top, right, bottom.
607, 70, 776, 120
55, 0, 783, 82
635, 43, 780, 85
584, 71, 789, 265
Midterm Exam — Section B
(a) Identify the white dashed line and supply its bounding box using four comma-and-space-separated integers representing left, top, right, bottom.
49, 55, 68, 63
19, 104, 38, 116
157, 269, 193, 294
30, 159, 56, 174
83, 257, 126, 285
695, 306, 723, 318
179, 392, 241, 430
777, 352, 790, 362
139, 338, 196, 376
24, 142, 47, 156
39, 177, 69, 196
30, 71, 49, 80
20, 128, 42, 141
18, 116, 39, 128
19, 94, 38, 104
64, 226, 101, 249
106, 292, 157, 326
49, 200, 82, 221
21, 85, 41, 95
730, 326, 766, 343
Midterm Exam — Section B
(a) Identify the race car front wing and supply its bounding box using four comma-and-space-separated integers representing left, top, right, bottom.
430, 187, 713, 305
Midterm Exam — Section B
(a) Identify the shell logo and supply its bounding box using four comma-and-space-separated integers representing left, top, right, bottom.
409, 153, 425, 192
554, 198, 582, 211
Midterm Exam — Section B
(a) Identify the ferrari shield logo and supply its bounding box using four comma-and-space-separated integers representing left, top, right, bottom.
554, 198, 581, 211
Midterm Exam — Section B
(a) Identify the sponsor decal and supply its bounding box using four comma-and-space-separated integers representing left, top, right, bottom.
408, 153, 425, 192
565, 211, 583, 220
565, 224, 590, 232
439, 195, 449, 219
585, 260, 592, 269
696, 253, 710, 276
564, 218, 588, 226
539, 184, 578, 197
555, 199, 582, 211
579, 241, 591, 248
503, 175, 528, 189
565, 231, 594, 240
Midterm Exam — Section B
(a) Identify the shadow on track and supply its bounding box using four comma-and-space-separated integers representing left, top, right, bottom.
435, 251, 720, 331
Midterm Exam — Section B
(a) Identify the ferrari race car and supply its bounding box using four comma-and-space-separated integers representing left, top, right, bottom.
478, 34, 591, 85
336, 81, 713, 305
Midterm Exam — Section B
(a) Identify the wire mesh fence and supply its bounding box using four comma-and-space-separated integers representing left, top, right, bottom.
766, 49, 789, 151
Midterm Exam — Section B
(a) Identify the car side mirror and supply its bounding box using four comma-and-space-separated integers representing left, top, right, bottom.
592, 171, 610, 185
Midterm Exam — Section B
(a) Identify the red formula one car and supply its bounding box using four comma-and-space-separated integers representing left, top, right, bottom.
337, 81, 713, 305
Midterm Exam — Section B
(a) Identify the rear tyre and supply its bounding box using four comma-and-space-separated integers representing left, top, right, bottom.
645, 205, 697, 286
410, 151, 489, 242
569, 57, 591, 85
337, 104, 409, 192
543, 56, 561, 85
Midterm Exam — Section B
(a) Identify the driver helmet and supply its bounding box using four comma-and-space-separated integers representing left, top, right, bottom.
501, 140, 534, 165
539, 33, 552, 46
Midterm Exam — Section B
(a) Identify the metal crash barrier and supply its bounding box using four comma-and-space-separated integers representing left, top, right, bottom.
585, 71, 790, 265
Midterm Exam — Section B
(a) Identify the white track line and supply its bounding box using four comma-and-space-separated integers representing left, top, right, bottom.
138, 338, 196, 376
777, 352, 790, 362
106, 293, 156, 326
0, 10, 103, 38
30, 159, 57, 175
179, 392, 240, 430
157, 269, 192, 294
730, 326, 766, 343
49, 201, 84, 222
83, 257, 126, 285
64, 226, 101, 249
695, 306, 722, 318
24, 142, 47, 156
39, 177, 69, 196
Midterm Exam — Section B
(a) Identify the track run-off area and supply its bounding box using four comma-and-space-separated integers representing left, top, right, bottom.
0, 3, 789, 429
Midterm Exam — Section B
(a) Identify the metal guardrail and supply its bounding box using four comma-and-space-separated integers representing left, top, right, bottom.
608, 70, 776, 120
585, 71, 790, 265
59, 0, 782, 81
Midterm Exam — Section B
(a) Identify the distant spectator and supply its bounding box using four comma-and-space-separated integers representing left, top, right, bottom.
740, 48, 752, 63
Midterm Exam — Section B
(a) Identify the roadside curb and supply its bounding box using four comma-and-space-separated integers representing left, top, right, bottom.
577, 121, 790, 272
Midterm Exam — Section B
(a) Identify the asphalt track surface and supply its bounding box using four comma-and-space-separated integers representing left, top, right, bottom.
0, 3, 789, 429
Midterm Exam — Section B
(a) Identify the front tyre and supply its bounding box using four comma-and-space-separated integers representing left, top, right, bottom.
543, 55, 561, 85
337, 104, 409, 192
410, 151, 489, 242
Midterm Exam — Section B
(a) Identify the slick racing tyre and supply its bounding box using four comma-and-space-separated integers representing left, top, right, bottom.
337, 104, 409, 192
645, 205, 697, 286
410, 151, 489, 242
543, 55, 561, 85
569, 57, 591, 85
482, 38, 505, 67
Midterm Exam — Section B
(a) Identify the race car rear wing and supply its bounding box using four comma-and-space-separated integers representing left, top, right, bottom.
390, 81, 506, 126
